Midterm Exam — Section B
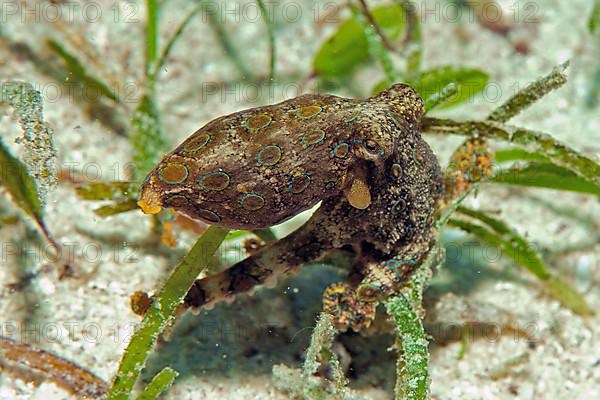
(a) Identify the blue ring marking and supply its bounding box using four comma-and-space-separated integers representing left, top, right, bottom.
256, 144, 282, 166
357, 282, 384, 302
390, 163, 403, 180
197, 208, 221, 223
296, 105, 323, 120
243, 113, 272, 131
384, 258, 417, 279
333, 142, 350, 158
158, 163, 189, 185
197, 170, 231, 191
288, 173, 311, 193
360, 282, 382, 290
164, 194, 188, 209
239, 193, 266, 210
301, 129, 326, 146
183, 133, 211, 153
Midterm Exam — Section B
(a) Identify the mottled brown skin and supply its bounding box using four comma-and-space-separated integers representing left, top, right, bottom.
141, 83, 444, 331
140, 95, 355, 228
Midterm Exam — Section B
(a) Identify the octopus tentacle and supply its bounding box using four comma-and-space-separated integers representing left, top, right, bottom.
184, 123, 443, 332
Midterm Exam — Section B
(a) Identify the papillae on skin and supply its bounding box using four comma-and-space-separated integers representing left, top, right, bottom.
139, 84, 444, 331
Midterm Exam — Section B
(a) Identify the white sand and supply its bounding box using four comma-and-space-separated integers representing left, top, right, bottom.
0, 0, 598, 399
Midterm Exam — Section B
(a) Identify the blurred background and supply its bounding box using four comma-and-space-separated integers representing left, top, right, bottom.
0, 1, 598, 399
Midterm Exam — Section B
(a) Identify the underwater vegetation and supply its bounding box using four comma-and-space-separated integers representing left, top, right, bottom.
0, 1, 599, 399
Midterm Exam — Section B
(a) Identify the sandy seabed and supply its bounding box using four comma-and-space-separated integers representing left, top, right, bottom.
0, 0, 598, 399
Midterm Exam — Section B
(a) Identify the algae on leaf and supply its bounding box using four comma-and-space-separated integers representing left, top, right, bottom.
1, 81, 57, 206
273, 313, 362, 400
135, 367, 178, 400
384, 244, 444, 400
487, 62, 568, 123
0, 81, 58, 247
107, 226, 229, 400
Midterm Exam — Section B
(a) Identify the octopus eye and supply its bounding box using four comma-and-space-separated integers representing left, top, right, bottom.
365, 140, 381, 155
